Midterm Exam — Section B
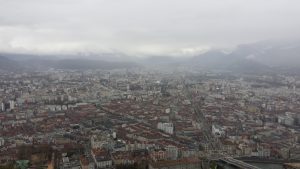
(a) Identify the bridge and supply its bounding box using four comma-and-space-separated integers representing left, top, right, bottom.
219, 157, 261, 169
236, 156, 300, 164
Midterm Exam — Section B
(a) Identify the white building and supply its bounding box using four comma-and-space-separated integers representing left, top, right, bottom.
157, 122, 174, 135
284, 117, 295, 126
91, 135, 112, 149
0, 137, 5, 146
91, 150, 112, 169
212, 124, 225, 137
278, 115, 295, 126
9, 100, 15, 110
112, 132, 117, 139
1, 102, 4, 111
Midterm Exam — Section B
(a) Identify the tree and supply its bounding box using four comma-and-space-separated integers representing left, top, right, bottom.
210, 161, 218, 169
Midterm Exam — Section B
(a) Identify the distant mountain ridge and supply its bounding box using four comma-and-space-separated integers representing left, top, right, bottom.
51, 59, 137, 70
1, 39, 300, 73
0, 55, 24, 72
0, 55, 138, 71
233, 40, 300, 67
188, 39, 300, 73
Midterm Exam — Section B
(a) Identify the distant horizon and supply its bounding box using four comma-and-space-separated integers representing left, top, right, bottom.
0, 38, 299, 59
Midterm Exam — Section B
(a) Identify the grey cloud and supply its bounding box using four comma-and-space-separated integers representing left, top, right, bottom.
0, 0, 299, 56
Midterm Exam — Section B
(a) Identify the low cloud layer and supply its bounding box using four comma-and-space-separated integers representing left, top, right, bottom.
0, 0, 300, 57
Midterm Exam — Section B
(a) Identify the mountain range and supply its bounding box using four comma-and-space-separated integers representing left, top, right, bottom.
1, 39, 300, 73
188, 39, 300, 73
0, 55, 138, 72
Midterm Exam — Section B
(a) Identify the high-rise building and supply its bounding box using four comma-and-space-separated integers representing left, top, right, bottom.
9, 100, 15, 110
157, 122, 174, 135
0, 137, 4, 146
1, 102, 4, 111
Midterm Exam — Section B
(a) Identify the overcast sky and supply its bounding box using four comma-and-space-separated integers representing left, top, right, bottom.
0, 0, 299, 57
